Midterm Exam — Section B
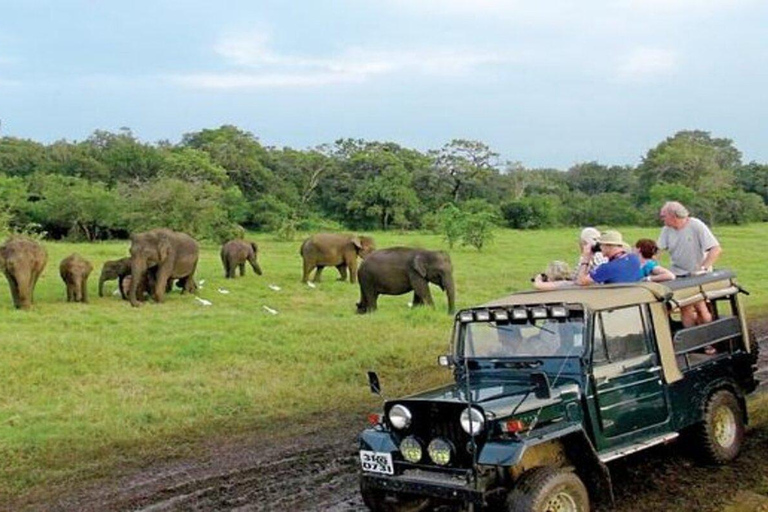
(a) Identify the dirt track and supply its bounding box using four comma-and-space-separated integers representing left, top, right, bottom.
14, 332, 768, 512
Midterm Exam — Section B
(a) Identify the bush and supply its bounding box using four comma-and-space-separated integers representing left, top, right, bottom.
501, 195, 561, 229
438, 204, 464, 249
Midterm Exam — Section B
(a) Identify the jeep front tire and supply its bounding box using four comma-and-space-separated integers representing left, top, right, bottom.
507, 466, 589, 512
695, 389, 745, 464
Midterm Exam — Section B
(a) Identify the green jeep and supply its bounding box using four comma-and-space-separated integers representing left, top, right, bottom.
358, 270, 759, 511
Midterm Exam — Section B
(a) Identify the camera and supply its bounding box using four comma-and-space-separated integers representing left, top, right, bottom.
530, 272, 549, 283
591, 242, 601, 253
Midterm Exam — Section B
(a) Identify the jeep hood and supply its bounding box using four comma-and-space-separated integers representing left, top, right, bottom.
395, 380, 580, 417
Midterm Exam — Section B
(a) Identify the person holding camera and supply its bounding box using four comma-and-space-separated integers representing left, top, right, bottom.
574, 227, 607, 278
533, 228, 607, 290
576, 230, 642, 285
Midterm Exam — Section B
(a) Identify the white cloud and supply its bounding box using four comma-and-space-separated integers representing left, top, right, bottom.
171, 32, 515, 90
616, 47, 677, 82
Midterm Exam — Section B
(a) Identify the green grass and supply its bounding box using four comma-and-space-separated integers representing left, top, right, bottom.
1, 225, 767, 500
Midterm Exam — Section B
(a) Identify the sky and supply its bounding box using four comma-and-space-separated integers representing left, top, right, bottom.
0, 0, 766, 169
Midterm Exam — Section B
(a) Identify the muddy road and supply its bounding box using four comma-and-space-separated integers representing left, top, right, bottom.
17, 334, 768, 512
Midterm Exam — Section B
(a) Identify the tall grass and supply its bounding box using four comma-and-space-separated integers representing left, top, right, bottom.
0, 226, 766, 499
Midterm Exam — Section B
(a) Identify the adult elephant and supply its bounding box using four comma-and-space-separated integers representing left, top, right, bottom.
98, 257, 131, 298
60, 254, 93, 303
221, 240, 263, 278
128, 228, 199, 307
356, 247, 455, 314
0, 237, 47, 309
300, 233, 375, 284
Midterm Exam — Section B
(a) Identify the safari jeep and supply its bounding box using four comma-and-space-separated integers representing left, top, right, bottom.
359, 270, 759, 511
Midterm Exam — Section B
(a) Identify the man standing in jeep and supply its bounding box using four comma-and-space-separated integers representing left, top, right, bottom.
658, 201, 722, 326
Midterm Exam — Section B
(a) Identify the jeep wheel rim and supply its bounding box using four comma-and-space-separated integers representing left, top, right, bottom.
713, 405, 737, 448
543, 491, 578, 512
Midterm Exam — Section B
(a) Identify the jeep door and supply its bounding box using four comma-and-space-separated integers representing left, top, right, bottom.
587, 305, 671, 449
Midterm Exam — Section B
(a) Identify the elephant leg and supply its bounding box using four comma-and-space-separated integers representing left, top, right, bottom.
348, 258, 358, 284
239, 262, 245, 277
153, 266, 172, 303
302, 260, 313, 283
82, 279, 89, 303
412, 293, 424, 306
66, 283, 74, 302
411, 276, 434, 307
336, 264, 348, 281
118, 276, 127, 300
313, 266, 325, 283
183, 277, 197, 294
9, 275, 21, 309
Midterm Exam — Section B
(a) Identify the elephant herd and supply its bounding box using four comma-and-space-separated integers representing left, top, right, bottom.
0, 229, 456, 314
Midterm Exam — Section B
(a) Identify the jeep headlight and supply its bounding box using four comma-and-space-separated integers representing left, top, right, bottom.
388, 405, 412, 430
460, 407, 485, 436
428, 438, 453, 466
400, 436, 423, 463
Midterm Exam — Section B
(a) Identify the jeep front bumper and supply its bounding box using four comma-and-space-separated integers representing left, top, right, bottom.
361, 470, 492, 505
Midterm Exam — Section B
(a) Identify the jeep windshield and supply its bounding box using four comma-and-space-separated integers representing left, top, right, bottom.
458, 308, 585, 359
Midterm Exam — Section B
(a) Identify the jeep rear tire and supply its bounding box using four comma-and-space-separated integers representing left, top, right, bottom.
695, 389, 745, 464
507, 466, 589, 512
360, 478, 430, 512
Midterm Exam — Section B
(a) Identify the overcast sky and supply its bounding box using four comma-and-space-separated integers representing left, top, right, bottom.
0, 0, 766, 168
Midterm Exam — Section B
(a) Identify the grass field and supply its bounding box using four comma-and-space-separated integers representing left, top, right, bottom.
1, 225, 768, 501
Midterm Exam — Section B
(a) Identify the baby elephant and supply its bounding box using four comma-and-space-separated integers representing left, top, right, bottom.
0, 236, 48, 309
60, 254, 93, 303
221, 240, 263, 278
356, 247, 455, 314
99, 257, 131, 299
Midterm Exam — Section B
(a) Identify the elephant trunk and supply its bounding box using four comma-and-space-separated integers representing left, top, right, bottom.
444, 276, 456, 314
249, 256, 263, 276
129, 259, 146, 307
98, 271, 107, 297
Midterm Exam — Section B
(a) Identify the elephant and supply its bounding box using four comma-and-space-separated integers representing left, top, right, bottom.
300, 233, 375, 284
121, 267, 173, 302
128, 228, 199, 307
98, 257, 131, 299
221, 239, 263, 278
356, 247, 456, 314
59, 254, 93, 303
0, 237, 47, 309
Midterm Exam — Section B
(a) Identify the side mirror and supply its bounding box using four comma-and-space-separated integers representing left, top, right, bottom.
530, 372, 551, 400
438, 355, 454, 368
367, 371, 382, 396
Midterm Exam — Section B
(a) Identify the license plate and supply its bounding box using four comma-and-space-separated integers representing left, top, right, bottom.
360, 450, 394, 475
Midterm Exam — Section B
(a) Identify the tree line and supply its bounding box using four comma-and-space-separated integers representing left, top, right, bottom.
0, 126, 766, 242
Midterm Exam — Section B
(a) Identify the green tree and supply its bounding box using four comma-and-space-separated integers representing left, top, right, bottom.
158, 147, 229, 185
26, 174, 125, 240
438, 203, 464, 249
432, 139, 498, 203
566, 162, 636, 195
638, 130, 741, 199
121, 178, 236, 241
347, 152, 420, 230
181, 125, 274, 200
459, 199, 499, 251
84, 128, 164, 184
0, 137, 49, 177
735, 162, 768, 204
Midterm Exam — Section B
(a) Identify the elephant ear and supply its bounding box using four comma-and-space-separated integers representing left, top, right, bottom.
411, 254, 428, 278
351, 237, 363, 251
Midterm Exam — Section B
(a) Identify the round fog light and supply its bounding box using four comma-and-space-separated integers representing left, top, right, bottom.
428, 438, 453, 466
400, 436, 423, 463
